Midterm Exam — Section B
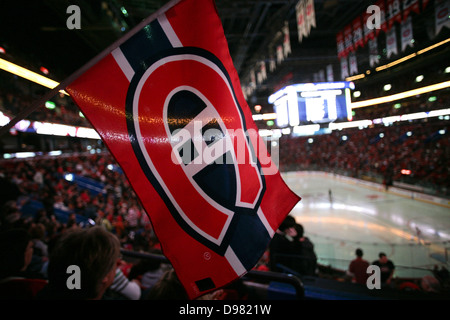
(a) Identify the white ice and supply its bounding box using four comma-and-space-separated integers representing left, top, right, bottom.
282, 171, 450, 278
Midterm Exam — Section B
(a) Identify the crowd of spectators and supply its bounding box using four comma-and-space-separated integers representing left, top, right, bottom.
351, 91, 450, 122
0, 151, 173, 300
0, 133, 448, 299
0, 72, 90, 128
0, 152, 158, 251
351, 57, 449, 102
0, 151, 250, 300
278, 119, 449, 196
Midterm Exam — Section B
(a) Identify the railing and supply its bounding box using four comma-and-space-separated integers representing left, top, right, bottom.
120, 249, 305, 300
242, 270, 305, 300
279, 165, 449, 199
310, 235, 448, 279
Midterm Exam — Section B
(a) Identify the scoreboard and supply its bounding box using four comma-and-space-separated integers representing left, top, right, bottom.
268, 82, 354, 128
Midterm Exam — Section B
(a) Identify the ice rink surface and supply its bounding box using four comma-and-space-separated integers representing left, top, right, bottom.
282, 171, 450, 278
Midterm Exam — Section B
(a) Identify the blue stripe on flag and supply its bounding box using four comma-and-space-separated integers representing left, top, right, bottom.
229, 211, 271, 270
120, 20, 173, 73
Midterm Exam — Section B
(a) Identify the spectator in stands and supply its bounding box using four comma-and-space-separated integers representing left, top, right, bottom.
268, 215, 298, 273
372, 252, 395, 287
143, 268, 189, 300
433, 265, 450, 289
346, 248, 370, 285
0, 200, 22, 230
420, 275, 441, 293
103, 267, 142, 300
292, 223, 318, 277
29, 223, 48, 258
143, 268, 239, 300
128, 252, 167, 292
0, 175, 21, 211
95, 209, 113, 232
65, 212, 78, 229
36, 226, 121, 300
0, 228, 48, 299
27, 223, 49, 278
268, 215, 318, 277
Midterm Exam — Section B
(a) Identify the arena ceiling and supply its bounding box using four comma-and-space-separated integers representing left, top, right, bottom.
0, 0, 443, 113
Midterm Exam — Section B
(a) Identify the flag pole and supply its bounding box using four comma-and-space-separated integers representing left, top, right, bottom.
0, 0, 182, 137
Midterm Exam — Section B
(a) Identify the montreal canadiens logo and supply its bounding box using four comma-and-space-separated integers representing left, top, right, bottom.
126, 47, 265, 255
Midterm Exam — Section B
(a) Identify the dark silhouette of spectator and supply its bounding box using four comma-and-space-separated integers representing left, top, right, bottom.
0, 175, 21, 210
347, 248, 370, 285
433, 265, 450, 289
292, 223, 318, 277
0, 228, 48, 299
143, 268, 244, 300
29, 223, 48, 258
36, 226, 121, 300
143, 268, 189, 300
128, 252, 167, 292
420, 275, 441, 293
0, 200, 22, 230
66, 212, 78, 229
372, 252, 395, 287
268, 215, 298, 273
268, 216, 318, 277
27, 223, 49, 277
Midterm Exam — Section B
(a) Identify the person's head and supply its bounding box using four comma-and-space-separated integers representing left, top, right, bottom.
46, 226, 121, 299
144, 268, 188, 300
30, 223, 46, 240
355, 248, 363, 257
294, 223, 304, 238
421, 275, 441, 293
279, 215, 295, 231
0, 228, 34, 278
378, 252, 388, 263
279, 215, 297, 236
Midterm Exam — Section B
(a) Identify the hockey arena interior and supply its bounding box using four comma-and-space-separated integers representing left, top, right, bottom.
0, 0, 449, 302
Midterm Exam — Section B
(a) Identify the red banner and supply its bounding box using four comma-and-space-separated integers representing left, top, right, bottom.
402, 0, 420, 20
344, 24, 355, 56
363, 11, 375, 45
352, 16, 365, 49
336, 31, 345, 58
422, 0, 431, 10
375, 0, 388, 36
387, 0, 403, 29
66, 0, 300, 299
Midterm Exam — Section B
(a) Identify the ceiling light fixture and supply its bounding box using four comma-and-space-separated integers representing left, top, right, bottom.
350, 81, 450, 109
0, 57, 68, 95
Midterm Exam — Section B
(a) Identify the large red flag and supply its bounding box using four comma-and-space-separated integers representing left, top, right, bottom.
66, 0, 300, 299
